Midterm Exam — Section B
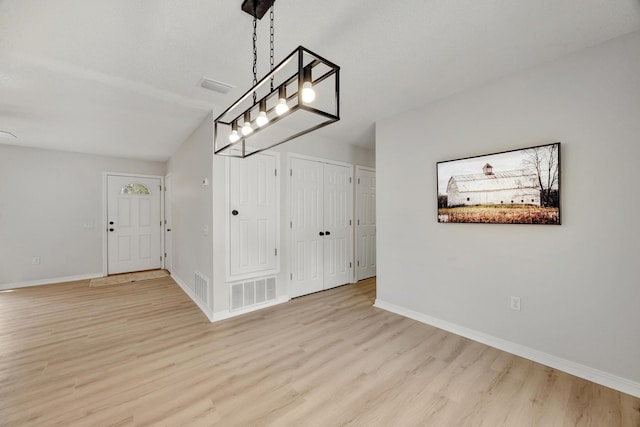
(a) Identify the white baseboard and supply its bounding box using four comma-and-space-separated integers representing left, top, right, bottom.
0, 273, 103, 291
374, 299, 640, 398
171, 273, 214, 322
212, 295, 291, 323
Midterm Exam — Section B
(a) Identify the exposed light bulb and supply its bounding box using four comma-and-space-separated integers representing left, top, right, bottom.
256, 101, 269, 127
241, 112, 253, 136
256, 111, 269, 127
276, 86, 289, 116
228, 122, 240, 143
301, 81, 316, 103
229, 129, 240, 143
275, 98, 289, 116
241, 122, 253, 136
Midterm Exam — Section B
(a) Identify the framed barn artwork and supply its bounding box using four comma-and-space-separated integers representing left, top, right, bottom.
437, 142, 561, 224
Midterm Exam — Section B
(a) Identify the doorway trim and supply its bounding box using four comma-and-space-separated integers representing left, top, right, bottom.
355, 165, 376, 281
102, 172, 165, 277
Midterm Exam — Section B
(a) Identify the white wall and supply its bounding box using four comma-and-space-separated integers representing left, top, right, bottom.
166, 114, 214, 317
0, 145, 165, 288
376, 31, 640, 394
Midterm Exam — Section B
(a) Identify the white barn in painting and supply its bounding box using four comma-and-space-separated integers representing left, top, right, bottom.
446, 163, 540, 207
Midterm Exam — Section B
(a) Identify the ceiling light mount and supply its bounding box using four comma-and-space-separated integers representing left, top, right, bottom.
214, 1, 340, 158
241, 0, 275, 20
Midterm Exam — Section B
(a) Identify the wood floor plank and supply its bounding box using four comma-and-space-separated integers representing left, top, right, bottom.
0, 277, 638, 426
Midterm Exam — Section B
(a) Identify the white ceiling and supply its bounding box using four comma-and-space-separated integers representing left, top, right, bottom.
1, 0, 639, 161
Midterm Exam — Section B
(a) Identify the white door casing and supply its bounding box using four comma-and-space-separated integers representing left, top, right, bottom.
164, 174, 173, 273
290, 157, 353, 298
356, 167, 376, 280
107, 175, 162, 275
228, 152, 279, 279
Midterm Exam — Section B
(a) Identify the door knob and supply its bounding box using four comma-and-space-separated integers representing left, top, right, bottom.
109, 221, 114, 225
166, 229, 171, 232
325, 231, 331, 236
109, 228, 114, 232
319, 231, 325, 236
232, 210, 239, 216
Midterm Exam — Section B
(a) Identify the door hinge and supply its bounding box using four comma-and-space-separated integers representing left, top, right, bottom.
349, 219, 352, 226
275, 248, 278, 256
358, 219, 360, 225
290, 273, 293, 280
290, 221, 293, 229
160, 221, 162, 227
275, 169, 277, 177
349, 177, 352, 183
358, 178, 360, 184
165, 252, 167, 258
290, 169, 293, 176
350, 262, 352, 268
357, 260, 360, 266
164, 219, 167, 225
160, 256, 162, 262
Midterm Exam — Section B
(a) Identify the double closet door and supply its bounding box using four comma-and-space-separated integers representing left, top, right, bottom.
290, 157, 353, 297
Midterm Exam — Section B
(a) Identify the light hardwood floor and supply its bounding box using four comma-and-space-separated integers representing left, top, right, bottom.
0, 277, 638, 426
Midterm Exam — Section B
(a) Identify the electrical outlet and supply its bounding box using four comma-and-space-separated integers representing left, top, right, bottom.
32, 257, 41, 265
510, 296, 521, 311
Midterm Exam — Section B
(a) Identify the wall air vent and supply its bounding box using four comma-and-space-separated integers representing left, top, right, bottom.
200, 77, 234, 94
193, 271, 209, 303
230, 277, 277, 311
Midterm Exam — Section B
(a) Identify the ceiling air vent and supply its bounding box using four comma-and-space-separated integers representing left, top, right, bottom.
199, 77, 234, 94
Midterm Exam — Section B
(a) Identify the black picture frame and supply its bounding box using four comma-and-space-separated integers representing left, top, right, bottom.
437, 142, 561, 224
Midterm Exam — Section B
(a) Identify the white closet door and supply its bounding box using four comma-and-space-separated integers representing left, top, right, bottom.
290, 158, 324, 297
356, 167, 376, 280
323, 163, 352, 289
290, 157, 353, 298
229, 153, 278, 278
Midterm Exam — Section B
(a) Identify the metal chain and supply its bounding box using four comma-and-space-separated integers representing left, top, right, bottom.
270, 3, 275, 91
252, 2, 258, 104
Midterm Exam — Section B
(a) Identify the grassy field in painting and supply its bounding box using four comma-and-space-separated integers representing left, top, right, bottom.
438, 205, 560, 224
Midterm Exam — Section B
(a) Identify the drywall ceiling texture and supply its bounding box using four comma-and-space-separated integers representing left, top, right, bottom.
1, 0, 640, 160
375, 31, 640, 390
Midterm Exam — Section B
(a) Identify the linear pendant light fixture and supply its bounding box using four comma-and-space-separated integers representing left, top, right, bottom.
214, 0, 340, 158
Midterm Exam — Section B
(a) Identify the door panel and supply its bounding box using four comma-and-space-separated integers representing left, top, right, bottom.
107, 175, 162, 274
229, 153, 278, 278
290, 158, 324, 297
290, 158, 352, 297
357, 168, 376, 280
323, 163, 352, 289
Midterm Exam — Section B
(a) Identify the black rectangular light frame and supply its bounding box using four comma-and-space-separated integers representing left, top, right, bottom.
214, 46, 340, 158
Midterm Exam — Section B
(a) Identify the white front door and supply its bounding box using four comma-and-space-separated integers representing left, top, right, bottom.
356, 167, 376, 280
290, 158, 353, 298
229, 153, 278, 278
107, 175, 162, 275
323, 163, 352, 289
